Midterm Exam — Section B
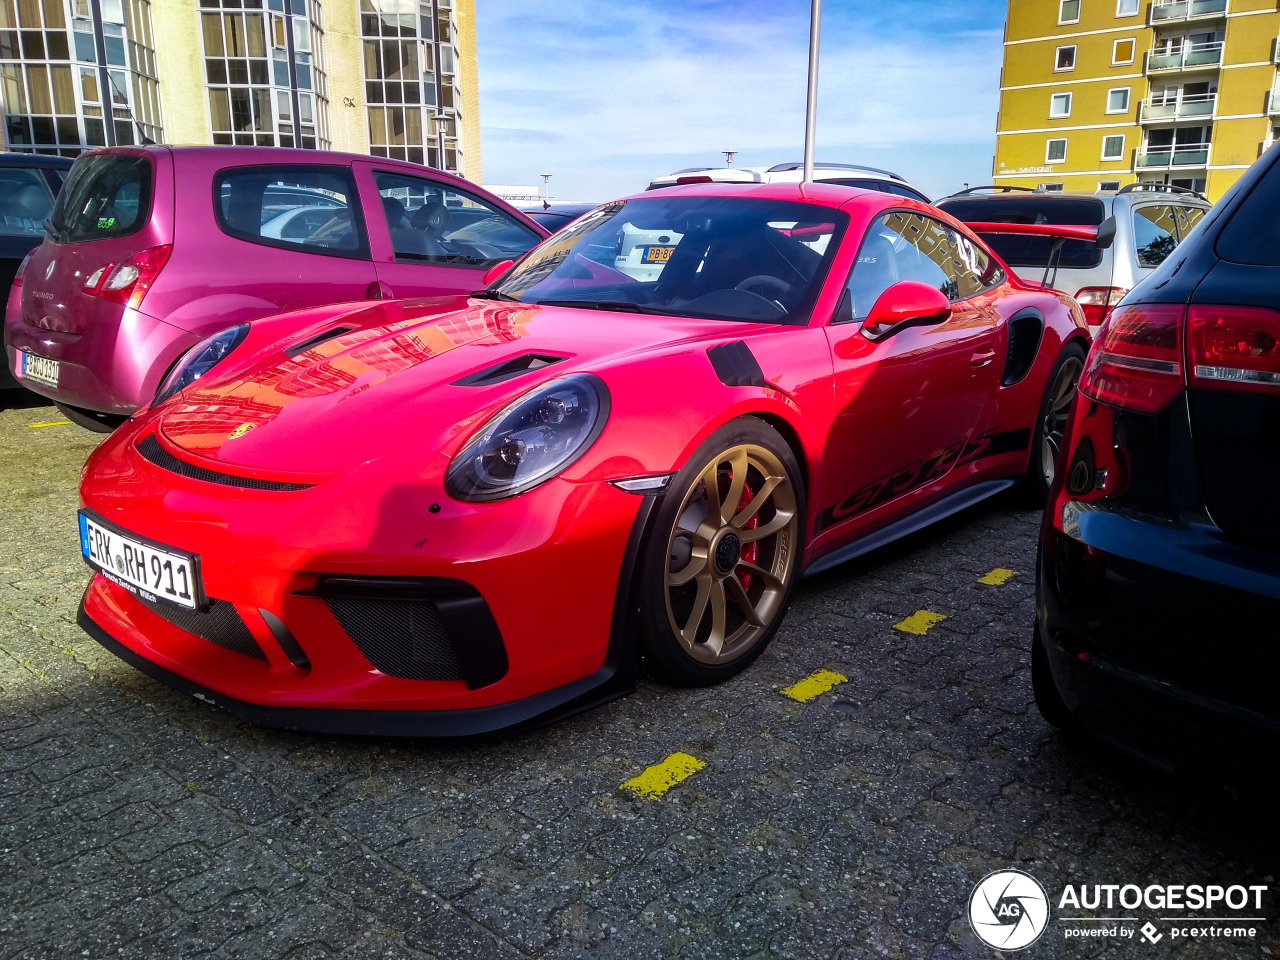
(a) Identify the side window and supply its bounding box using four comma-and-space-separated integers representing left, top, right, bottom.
1133, 204, 1178, 267
214, 166, 366, 258
1177, 204, 1206, 241
372, 171, 542, 268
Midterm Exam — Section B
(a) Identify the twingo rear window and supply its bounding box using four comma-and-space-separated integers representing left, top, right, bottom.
49, 153, 152, 243
1216, 157, 1280, 265
936, 196, 1105, 269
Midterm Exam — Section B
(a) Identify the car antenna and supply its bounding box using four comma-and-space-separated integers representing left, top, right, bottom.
802, 0, 822, 184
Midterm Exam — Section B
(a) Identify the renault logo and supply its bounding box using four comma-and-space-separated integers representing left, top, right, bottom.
44, 260, 56, 280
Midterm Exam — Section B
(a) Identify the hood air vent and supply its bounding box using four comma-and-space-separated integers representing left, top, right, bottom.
284, 326, 356, 358
452, 353, 567, 387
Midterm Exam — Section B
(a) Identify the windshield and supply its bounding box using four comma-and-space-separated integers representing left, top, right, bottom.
0, 167, 55, 237
494, 196, 849, 324
50, 153, 152, 243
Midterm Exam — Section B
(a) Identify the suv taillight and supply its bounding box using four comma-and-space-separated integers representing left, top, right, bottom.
1074, 286, 1128, 328
1188, 305, 1280, 394
84, 244, 171, 309
11, 251, 33, 289
1080, 304, 1185, 414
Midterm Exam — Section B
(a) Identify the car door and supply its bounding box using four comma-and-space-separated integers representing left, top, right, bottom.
354, 162, 544, 299
815, 210, 1005, 537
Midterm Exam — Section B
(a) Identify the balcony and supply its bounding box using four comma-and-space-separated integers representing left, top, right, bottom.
1270, 81, 1280, 115
1149, 0, 1228, 23
1139, 93, 1217, 122
1147, 41, 1225, 72
1136, 143, 1211, 168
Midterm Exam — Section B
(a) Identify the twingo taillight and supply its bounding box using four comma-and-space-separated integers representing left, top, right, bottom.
1080, 303, 1186, 414
11, 250, 33, 289
1074, 286, 1129, 328
92, 244, 171, 309
82, 264, 112, 294
1188, 305, 1280, 394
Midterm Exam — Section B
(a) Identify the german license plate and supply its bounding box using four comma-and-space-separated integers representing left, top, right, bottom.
642, 245, 675, 264
79, 511, 202, 610
18, 350, 58, 388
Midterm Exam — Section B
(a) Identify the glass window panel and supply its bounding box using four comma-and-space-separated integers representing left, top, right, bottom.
230, 86, 251, 129
49, 64, 72, 112
19, 29, 44, 58
72, 25, 93, 60
363, 38, 379, 77
294, 61, 310, 88
402, 81, 418, 104
55, 115, 77, 143
104, 34, 125, 65
84, 116, 104, 144
6, 114, 30, 144
0, 30, 17, 58
79, 66, 97, 102
227, 58, 247, 83
404, 105, 420, 143
224, 12, 243, 55
201, 12, 223, 55
16, 0, 39, 27
206, 58, 228, 83
0, 0, 15, 29
114, 118, 133, 143
244, 12, 264, 55
367, 104, 385, 143
292, 16, 308, 51
249, 58, 267, 83
2, 63, 25, 108
297, 89, 312, 121
272, 58, 288, 84
253, 87, 271, 129
1134, 205, 1178, 266
276, 88, 290, 119
44, 29, 66, 59
40, 0, 61, 27
25, 63, 50, 112
101, 0, 123, 22
270, 13, 284, 46
31, 115, 54, 143
108, 68, 127, 103
268, 0, 283, 10
208, 87, 230, 129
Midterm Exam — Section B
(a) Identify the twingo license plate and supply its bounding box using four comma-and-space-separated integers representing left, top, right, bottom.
19, 351, 58, 388
641, 245, 675, 264
79, 511, 201, 610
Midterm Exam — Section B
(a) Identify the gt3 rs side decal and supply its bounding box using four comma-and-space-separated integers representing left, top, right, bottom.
815, 427, 1031, 533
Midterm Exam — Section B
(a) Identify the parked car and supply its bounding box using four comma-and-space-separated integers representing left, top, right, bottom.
75, 181, 1094, 737
937, 184, 1212, 332
0, 153, 73, 395
1035, 146, 1280, 784
520, 202, 598, 232
4, 146, 549, 430
647, 162, 931, 202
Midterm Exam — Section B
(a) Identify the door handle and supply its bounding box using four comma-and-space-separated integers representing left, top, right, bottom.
970, 348, 998, 367
365, 281, 393, 300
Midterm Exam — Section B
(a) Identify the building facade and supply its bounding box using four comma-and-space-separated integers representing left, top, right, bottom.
994, 0, 1279, 200
0, 0, 481, 180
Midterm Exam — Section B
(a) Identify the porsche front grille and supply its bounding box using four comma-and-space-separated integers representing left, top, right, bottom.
137, 594, 266, 662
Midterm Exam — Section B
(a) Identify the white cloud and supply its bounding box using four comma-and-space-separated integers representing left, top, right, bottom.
475, 2, 1003, 201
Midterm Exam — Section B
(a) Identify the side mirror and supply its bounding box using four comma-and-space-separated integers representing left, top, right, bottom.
861, 281, 952, 340
1095, 216, 1116, 250
481, 259, 514, 287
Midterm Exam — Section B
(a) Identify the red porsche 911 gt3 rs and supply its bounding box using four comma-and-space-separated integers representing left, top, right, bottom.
76, 182, 1092, 736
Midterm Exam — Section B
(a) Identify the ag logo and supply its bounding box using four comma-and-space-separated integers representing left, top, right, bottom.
229, 422, 255, 439
968, 869, 1050, 951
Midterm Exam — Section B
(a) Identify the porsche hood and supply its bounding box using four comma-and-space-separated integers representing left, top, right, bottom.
153, 298, 759, 474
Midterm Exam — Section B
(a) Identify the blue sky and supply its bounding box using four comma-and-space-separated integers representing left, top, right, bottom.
474, 0, 1007, 202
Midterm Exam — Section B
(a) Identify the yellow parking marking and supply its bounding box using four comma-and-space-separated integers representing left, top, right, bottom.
781, 669, 847, 703
28, 421, 71, 429
977, 568, 1017, 586
894, 610, 947, 635
621, 752, 705, 799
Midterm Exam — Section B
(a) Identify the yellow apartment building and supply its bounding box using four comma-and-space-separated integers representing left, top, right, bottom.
994, 0, 1279, 199
0, 0, 482, 181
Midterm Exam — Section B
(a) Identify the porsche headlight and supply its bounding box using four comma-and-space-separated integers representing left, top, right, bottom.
445, 374, 610, 502
153, 323, 249, 407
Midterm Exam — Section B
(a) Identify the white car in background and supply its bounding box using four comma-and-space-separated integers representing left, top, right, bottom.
646, 162, 931, 201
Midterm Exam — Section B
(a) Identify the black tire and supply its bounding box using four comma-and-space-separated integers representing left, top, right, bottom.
637, 417, 805, 687
1031, 622, 1079, 732
1020, 340, 1087, 505
55, 402, 127, 433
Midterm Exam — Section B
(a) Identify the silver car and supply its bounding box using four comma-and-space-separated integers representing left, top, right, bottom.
936, 184, 1211, 332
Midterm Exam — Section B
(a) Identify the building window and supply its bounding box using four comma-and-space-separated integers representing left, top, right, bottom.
1102, 134, 1126, 160
1059, 0, 1080, 24
1107, 87, 1131, 113
1113, 38, 1136, 65
1046, 138, 1068, 163
1055, 45, 1076, 71
1039, 183, 1065, 191
1116, 0, 1139, 15
360, 0, 463, 173
1099, 180, 1122, 190
1050, 92, 1073, 118
198, 0, 328, 149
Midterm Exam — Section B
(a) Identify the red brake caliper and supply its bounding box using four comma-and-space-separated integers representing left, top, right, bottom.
735, 480, 759, 593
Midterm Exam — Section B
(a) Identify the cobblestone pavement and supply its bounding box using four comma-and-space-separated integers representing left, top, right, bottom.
2, 395, 1278, 960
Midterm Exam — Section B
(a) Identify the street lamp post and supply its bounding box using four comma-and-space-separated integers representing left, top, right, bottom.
803, 0, 822, 183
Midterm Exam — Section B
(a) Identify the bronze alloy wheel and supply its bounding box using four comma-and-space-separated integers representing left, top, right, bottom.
1040, 353, 1085, 487
663, 442, 800, 665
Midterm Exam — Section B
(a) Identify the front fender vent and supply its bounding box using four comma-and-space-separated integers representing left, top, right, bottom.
137, 434, 314, 492
708, 341, 766, 388
1002, 310, 1044, 387
452, 352, 567, 386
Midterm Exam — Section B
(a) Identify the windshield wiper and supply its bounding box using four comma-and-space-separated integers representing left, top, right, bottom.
42, 217, 63, 243
471, 289, 521, 301
534, 299, 651, 314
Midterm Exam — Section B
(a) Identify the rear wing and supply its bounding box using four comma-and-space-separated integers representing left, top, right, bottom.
962, 218, 1116, 290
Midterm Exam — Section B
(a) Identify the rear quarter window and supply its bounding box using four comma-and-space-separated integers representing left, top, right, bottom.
214, 165, 368, 259
937, 196, 1105, 269
50, 153, 152, 242
1216, 159, 1280, 266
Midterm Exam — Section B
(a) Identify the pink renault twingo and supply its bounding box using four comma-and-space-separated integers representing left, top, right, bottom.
4, 146, 549, 430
